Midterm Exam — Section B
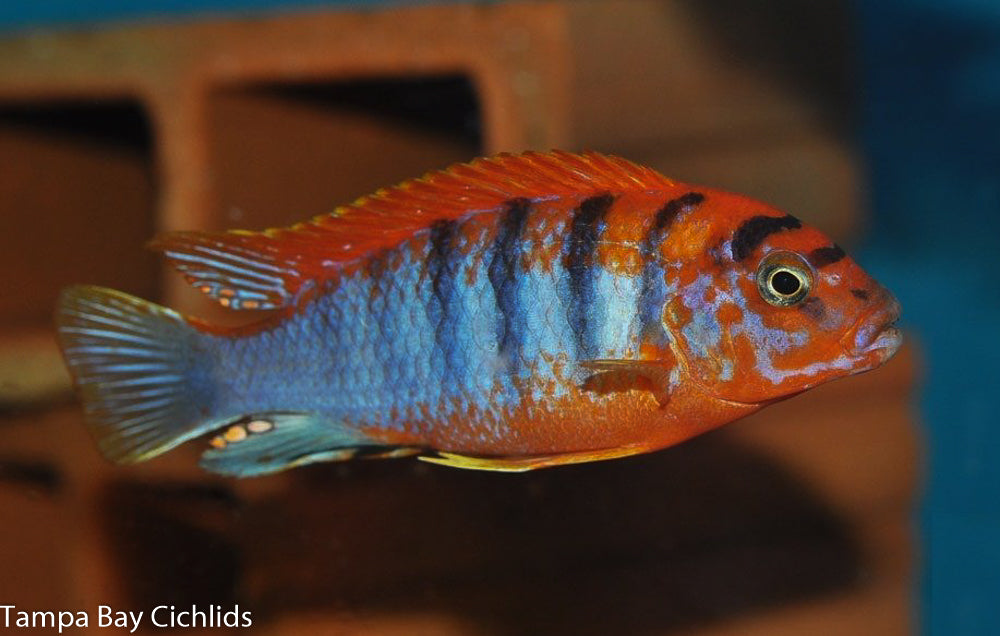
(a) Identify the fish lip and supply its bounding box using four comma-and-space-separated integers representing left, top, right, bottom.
842, 294, 903, 359
865, 324, 902, 353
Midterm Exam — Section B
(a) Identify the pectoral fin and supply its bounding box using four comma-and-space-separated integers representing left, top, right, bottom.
579, 359, 675, 407
418, 445, 648, 472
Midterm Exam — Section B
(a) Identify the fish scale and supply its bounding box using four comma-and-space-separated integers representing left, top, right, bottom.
55, 150, 902, 475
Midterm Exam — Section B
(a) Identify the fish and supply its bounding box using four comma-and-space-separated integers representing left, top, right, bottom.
55, 150, 902, 476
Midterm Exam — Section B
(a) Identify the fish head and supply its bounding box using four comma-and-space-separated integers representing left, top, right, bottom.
660, 197, 901, 405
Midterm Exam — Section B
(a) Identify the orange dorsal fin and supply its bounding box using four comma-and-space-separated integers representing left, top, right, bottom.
152, 150, 676, 310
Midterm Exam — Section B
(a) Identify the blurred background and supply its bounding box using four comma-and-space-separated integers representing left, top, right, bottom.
0, 0, 994, 634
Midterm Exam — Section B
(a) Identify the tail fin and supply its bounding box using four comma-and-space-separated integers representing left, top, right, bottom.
55, 286, 216, 464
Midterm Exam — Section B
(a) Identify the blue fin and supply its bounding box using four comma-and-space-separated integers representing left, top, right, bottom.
200, 413, 398, 477
55, 286, 218, 463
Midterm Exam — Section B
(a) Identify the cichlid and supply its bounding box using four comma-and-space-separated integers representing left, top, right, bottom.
56, 151, 901, 476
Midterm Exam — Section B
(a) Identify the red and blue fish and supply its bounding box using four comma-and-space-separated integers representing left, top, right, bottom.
56, 151, 901, 475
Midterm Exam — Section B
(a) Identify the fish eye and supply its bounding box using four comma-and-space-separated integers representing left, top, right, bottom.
756, 251, 813, 307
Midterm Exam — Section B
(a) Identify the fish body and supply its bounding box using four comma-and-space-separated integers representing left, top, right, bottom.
56, 151, 901, 475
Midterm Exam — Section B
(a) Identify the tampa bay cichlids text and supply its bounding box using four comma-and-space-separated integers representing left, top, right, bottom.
1, 604, 252, 633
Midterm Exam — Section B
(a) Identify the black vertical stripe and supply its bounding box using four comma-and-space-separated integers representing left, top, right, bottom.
566, 194, 615, 359
488, 198, 531, 374
365, 252, 392, 370
808, 244, 846, 268
647, 192, 705, 244
731, 214, 802, 260
427, 219, 459, 382
637, 192, 705, 339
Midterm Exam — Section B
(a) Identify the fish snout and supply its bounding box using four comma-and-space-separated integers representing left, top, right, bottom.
843, 288, 902, 362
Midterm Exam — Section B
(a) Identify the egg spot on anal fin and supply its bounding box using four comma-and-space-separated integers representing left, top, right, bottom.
208, 417, 276, 450
223, 425, 247, 443
200, 413, 386, 477
246, 419, 275, 434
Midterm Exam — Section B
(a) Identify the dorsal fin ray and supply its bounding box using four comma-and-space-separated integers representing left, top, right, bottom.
152, 150, 676, 310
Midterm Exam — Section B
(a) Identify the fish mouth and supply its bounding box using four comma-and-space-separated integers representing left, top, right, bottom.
863, 324, 902, 354
843, 293, 903, 363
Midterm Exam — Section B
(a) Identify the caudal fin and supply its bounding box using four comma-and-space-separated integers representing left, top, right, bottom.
55, 286, 216, 463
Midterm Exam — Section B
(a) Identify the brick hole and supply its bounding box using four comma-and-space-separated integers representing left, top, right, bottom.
0, 100, 158, 328
207, 74, 482, 232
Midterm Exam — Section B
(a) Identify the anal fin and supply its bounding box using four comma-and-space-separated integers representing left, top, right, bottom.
418, 445, 647, 472
201, 412, 391, 477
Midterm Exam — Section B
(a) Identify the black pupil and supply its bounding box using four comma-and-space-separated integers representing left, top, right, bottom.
771, 270, 801, 296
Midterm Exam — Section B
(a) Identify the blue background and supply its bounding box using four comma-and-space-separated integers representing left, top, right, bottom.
859, 0, 1000, 633
2, 0, 999, 633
